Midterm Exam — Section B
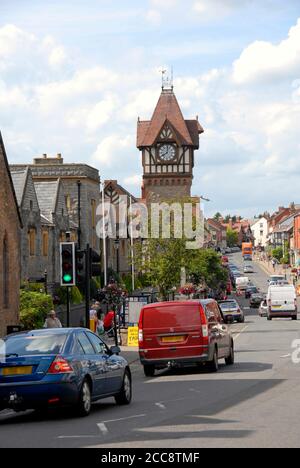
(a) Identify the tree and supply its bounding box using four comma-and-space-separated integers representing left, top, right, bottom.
214, 212, 222, 221
20, 290, 53, 330
227, 228, 239, 247
188, 249, 228, 290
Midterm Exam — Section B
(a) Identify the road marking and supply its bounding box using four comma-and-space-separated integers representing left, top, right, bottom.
101, 414, 146, 424
280, 354, 291, 359
155, 402, 166, 410
233, 326, 249, 342
97, 423, 109, 435
58, 435, 99, 440
0, 410, 15, 418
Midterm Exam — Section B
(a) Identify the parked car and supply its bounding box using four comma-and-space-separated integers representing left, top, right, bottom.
243, 254, 252, 261
268, 275, 286, 285
138, 300, 235, 376
245, 285, 259, 299
0, 328, 132, 416
218, 299, 245, 323
236, 276, 250, 291
244, 265, 254, 274
267, 284, 297, 321
259, 299, 268, 317
250, 293, 264, 308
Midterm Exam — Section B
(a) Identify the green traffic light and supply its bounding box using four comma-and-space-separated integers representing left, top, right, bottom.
63, 274, 73, 283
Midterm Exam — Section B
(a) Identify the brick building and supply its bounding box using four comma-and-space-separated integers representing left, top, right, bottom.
0, 133, 22, 336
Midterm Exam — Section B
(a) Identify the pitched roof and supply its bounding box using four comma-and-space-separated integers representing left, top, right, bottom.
10, 169, 27, 206
137, 89, 203, 148
34, 180, 60, 221
0, 132, 22, 227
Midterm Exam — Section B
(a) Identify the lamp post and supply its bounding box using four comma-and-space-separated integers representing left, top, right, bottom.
114, 238, 120, 275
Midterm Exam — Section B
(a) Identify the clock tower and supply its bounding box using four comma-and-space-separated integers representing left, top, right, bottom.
137, 85, 204, 202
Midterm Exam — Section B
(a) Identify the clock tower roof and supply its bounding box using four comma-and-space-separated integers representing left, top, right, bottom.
137, 88, 203, 148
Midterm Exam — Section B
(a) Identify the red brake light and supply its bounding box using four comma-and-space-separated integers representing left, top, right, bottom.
47, 356, 73, 374
200, 306, 209, 345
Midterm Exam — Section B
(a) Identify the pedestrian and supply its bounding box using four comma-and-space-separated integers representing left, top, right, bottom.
43, 310, 62, 329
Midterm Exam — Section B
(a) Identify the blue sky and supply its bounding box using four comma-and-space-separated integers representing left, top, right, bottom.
1, 0, 300, 217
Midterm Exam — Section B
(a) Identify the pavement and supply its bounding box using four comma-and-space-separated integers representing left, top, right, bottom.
1, 252, 300, 448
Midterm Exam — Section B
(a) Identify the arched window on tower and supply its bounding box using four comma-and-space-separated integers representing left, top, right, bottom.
3, 235, 9, 309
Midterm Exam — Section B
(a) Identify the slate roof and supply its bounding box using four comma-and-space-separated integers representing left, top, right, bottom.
10, 169, 27, 206
34, 180, 59, 222
137, 89, 203, 148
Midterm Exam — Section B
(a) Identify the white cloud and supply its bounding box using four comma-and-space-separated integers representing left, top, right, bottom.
123, 174, 142, 187
194, 0, 252, 17
92, 134, 135, 168
145, 9, 161, 26
233, 19, 300, 84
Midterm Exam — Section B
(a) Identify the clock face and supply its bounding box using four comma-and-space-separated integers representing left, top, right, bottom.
159, 144, 176, 162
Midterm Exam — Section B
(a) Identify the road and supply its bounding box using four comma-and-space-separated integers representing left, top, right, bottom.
1, 252, 300, 448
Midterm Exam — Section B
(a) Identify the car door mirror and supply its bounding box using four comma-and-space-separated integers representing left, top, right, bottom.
109, 346, 121, 355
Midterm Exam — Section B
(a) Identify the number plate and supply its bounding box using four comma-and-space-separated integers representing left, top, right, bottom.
2, 366, 33, 376
161, 336, 185, 343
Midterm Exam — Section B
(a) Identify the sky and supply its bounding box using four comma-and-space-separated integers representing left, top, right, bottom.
1, 0, 300, 217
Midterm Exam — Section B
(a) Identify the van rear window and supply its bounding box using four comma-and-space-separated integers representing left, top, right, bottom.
143, 304, 201, 328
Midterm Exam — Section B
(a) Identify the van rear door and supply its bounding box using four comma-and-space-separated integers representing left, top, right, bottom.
270, 288, 296, 312
141, 303, 205, 361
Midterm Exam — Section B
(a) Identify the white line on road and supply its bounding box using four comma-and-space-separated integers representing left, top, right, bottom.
280, 354, 292, 359
101, 414, 146, 424
233, 326, 249, 342
97, 423, 109, 435
155, 403, 166, 410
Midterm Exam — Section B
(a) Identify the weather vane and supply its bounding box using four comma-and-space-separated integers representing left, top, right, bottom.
160, 67, 174, 90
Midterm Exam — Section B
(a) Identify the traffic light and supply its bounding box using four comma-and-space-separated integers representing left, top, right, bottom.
76, 248, 85, 286
60, 243, 76, 287
89, 248, 102, 278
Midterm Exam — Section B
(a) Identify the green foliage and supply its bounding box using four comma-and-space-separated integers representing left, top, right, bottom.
226, 228, 239, 247
272, 247, 283, 262
214, 212, 222, 221
55, 286, 83, 305
20, 282, 47, 293
20, 290, 54, 330
188, 249, 228, 290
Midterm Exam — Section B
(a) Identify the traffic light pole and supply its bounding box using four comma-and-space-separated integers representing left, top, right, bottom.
66, 286, 70, 327
85, 244, 91, 329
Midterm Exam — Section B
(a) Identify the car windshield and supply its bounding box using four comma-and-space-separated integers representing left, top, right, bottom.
219, 302, 238, 310
4, 334, 67, 356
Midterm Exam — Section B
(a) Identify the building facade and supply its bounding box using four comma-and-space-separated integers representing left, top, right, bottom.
251, 217, 269, 248
137, 85, 204, 203
0, 133, 22, 336
11, 154, 101, 253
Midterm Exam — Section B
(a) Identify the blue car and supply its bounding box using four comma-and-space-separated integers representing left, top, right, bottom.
0, 328, 132, 417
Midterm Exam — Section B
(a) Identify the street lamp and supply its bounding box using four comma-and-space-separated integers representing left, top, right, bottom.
114, 238, 120, 275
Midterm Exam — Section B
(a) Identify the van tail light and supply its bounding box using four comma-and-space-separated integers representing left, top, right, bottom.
200, 306, 209, 345
47, 356, 73, 374
138, 329, 144, 347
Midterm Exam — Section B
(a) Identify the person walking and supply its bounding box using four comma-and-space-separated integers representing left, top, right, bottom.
43, 310, 62, 329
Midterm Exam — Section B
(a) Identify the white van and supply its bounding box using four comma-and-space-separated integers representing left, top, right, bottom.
236, 277, 250, 291
267, 284, 297, 321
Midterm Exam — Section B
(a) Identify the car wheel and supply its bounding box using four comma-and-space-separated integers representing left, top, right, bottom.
292, 316, 298, 321
115, 370, 132, 405
225, 342, 234, 366
267, 316, 272, 321
144, 365, 155, 377
207, 348, 219, 373
76, 379, 92, 417
239, 317, 245, 323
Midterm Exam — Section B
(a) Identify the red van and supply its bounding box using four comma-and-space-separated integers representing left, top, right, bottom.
138, 300, 234, 377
